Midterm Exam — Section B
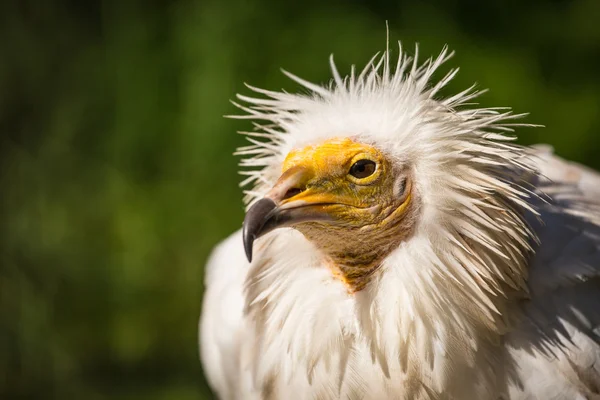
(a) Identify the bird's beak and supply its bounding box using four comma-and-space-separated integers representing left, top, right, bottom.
242, 166, 334, 262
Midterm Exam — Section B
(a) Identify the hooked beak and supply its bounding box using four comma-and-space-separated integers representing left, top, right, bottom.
242, 166, 333, 262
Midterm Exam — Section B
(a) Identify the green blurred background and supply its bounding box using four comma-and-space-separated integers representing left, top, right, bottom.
1, 0, 599, 399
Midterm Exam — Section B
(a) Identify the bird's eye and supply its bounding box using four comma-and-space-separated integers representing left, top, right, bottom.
349, 159, 377, 179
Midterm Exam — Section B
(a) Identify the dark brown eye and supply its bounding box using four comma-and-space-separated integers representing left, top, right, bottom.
349, 159, 376, 179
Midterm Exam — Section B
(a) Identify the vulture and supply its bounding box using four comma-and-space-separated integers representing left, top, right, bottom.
199, 42, 600, 399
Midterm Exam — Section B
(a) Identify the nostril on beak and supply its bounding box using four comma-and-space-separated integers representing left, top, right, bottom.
282, 187, 303, 201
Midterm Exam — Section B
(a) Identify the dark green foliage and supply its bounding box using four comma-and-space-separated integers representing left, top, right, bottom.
1, 0, 599, 398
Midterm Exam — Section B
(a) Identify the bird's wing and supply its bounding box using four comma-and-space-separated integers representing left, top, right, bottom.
199, 229, 253, 400
507, 146, 600, 399
527, 145, 600, 294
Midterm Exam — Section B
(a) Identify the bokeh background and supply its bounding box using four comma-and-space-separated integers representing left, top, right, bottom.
1, 0, 599, 399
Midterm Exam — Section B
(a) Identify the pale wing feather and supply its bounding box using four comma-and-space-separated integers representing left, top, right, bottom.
533, 144, 600, 201
199, 230, 257, 400
507, 147, 600, 399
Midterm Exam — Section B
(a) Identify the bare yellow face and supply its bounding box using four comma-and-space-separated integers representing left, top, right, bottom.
277, 137, 411, 229
283, 138, 385, 189
243, 137, 416, 292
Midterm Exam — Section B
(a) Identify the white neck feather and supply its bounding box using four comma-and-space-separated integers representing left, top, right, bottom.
243, 207, 531, 397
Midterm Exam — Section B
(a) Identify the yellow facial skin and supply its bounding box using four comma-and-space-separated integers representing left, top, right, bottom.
273, 137, 415, 292
282, 138, 384, 206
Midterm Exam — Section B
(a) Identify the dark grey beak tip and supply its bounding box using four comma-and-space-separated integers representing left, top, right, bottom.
243, 233, 253, 263
242, 198, 277, 263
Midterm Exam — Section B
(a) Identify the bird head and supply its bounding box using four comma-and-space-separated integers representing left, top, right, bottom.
243, 137, 416, 291
236, 44, 535, 295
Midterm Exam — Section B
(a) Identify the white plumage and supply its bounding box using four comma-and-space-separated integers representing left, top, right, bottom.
199, 43, 600, 399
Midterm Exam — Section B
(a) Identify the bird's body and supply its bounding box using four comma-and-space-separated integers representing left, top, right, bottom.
200, 45, 600, 399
